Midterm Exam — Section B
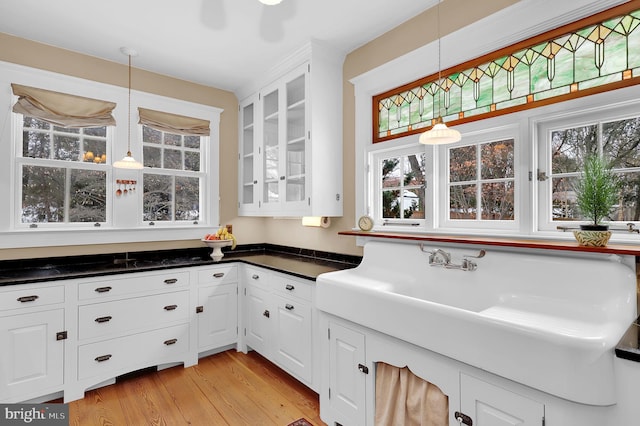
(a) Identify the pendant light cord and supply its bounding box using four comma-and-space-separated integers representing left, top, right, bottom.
437, 0, 442, 120
127, 54, 132, 156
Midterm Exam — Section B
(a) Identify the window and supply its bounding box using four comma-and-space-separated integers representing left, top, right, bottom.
539, 112, 640, 230
373, 3, 640, 143
448, 139, 515, 222
18, 116, 109, 226
142, 125, 205, 223
372, 147, 427, 225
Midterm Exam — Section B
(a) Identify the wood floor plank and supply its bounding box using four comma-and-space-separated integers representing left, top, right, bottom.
64, 350, 324, 426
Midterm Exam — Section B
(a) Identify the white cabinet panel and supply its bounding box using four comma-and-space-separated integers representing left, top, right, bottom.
273, 294, 312, 383
0, 309, 64, 401
460, 374, 544, 426
244, 284, 271, 356
328, 321, 366, 426
197, 283, 237, 351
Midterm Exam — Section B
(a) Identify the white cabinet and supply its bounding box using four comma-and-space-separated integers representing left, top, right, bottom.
237, 40, 343, 217
241, 265, 315, 389
196, 265, 238, 352
326, 321, 367, 426
460, 374, 544, 426
0, 283, 65, 403
320, 316, 547, 426
71, 269, 195, 400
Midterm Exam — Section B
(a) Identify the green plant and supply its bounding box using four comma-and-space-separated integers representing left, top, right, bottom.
574, 155, 619, 226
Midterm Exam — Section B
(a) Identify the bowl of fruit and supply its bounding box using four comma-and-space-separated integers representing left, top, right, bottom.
202, 227, 237, 261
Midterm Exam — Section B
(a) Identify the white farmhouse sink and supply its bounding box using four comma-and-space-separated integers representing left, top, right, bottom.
316, 241, 637, 406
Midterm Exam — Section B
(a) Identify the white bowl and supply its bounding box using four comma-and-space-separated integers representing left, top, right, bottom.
201, 239, 233, 261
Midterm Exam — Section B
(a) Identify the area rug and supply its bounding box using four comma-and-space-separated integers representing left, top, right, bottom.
287, 418, 313, 426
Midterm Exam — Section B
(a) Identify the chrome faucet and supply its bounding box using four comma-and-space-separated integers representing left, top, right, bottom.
419, 244, 485, 272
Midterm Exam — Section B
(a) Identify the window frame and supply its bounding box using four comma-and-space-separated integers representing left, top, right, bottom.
536, 101, 640, 232
370, 144, 429, 228
0, 60, 222, 249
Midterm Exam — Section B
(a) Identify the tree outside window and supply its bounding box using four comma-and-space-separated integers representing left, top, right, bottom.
449, 139, 515, 221
550, 117, 640, 223
381, 153, 426, 220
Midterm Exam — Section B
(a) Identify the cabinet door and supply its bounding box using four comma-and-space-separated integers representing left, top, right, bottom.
272, 294, 311, 383
239, 94, 260, 215
460, 373, 544, 426
328, 321, 366, 426
244, 284, 271, 356
0, 309, 64, 402
197, 283, 238, 351
260, 81, 282, 214
282, 66, 309, 213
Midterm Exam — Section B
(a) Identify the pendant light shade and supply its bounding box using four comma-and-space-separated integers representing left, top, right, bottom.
114, 47, 143, 170
259, 0, 282, 5
419, 117, 461, 145
418, 0, 461, 146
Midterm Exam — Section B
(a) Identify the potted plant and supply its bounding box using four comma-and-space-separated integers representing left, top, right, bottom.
572, 154, 619, 246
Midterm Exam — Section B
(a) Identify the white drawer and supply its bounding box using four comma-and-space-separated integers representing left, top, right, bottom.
77, 323, 189, 380
78, 271, 189, 301
271, 275, 312, 302
0, 285, 65, 311
243, 266, 270, 290
78, 290, 189, 340
197, 265, 237, 284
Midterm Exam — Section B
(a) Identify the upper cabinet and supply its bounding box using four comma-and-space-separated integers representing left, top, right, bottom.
238, 41, 344, 217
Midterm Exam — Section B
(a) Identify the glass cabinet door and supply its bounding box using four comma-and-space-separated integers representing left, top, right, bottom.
285, 73, 306, 204
240, 100, 255, 207
262, 87, 280, 207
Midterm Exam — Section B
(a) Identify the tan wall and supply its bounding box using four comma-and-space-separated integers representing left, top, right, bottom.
0, 0, 517, 260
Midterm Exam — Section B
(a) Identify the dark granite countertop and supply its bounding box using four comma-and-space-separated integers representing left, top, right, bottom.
615, 317, 640, 362
0, 243, 361, 286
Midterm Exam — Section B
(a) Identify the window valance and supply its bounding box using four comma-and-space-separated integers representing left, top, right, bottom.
138, 107, 210, 136
11, 83, 116, 127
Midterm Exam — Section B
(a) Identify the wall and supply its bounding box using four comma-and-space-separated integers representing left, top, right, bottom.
0, 0, 517, 260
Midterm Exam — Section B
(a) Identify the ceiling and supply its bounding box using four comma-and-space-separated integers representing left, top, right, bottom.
0, 0, 435, 94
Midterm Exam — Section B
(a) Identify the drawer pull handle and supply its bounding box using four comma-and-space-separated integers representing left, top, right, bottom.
95, 354, 112, 362
95, 316, 112, 323
285, 284, 295, 291
285, 304, 294, 311
17, 295, 39, 303
164, 338, 178, 346
164, 304, 178, 311
252, 274, 260, 280
213, 272, 225, 278
95, 286, 112, 293
164, 278, 178, 284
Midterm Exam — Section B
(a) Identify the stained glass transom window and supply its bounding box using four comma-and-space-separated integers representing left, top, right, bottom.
374, 5, 640, 143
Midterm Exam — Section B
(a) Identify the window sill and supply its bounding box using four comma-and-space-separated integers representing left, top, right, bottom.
340, 230, 640, 256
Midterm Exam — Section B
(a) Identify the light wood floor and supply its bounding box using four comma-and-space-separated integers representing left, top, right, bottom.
63, 350, 325, 426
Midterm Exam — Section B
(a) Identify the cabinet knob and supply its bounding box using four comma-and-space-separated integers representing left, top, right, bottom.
95, 354, 112, 362
285, 304, 294, 311
164, 338, 178, 346
280, 176, 285, 180
164, 278, 178, 284
252, 274, 260, 280
263, 310, 270, 318
95, 286, 112, 293
95, 316, 112, 323
164, 305, 178, 311
196, 306, 204, 313
17, 295, 39, 303
253, 180, 258, 184
213, 272, 225, 278
285, 284, 295, 291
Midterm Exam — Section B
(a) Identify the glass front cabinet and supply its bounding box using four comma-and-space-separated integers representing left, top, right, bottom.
237, 41, 343, 217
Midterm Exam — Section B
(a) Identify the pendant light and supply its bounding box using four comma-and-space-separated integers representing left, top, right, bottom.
113, 47, 144, 169
259, 0, 282, 5
419, 0, 461, 145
